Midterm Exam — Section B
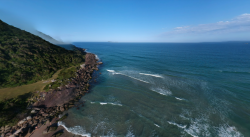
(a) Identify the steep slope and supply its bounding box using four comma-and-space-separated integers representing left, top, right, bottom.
0, 19, 85, 88
36, 31, 76, 50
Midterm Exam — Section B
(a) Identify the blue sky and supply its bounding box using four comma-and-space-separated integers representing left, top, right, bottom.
0, 0, 250, 42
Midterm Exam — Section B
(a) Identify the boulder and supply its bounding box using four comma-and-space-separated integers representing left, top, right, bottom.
60, 106, 65, 112
18, 120, 26, 126
31, 110, 37, 114
29, 121, 33, 125
98, 62, 103, 65
42, 113, 49, 117
33, 108, 40, 111
4, 125, 10, 129
26, 116, 32, 121
13, 128, 22, 136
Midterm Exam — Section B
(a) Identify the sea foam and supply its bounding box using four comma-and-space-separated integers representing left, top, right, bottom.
154, 124, 160, 127
99, 102, 122, 106
167, 121, 186, 129
95, 54, 100, 60
58, 121, 91, 137
150, 87, 172, 96
175, 97, 186, 101
107, 69, 149, 83
139, 73, 163, 78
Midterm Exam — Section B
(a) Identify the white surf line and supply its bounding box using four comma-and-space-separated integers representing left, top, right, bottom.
58, 121, 91, 137
150, 88, 172, 96
154, 124, 160, 128
100, 102, 108, 105
107, 70, 150, 83
99, 102, 123, 106
107, 69, 115, 73
109, 103, 123, 106
167, 121, 187, 129
139, 73, 163, 78
95, 54, 100, 60
175, 97, 185, 101
125, 75, 150, 83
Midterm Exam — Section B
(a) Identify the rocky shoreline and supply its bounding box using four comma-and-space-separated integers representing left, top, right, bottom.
0, 53, 102, 137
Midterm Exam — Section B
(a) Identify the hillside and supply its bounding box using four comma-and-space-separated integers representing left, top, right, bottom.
0, 19, 85, 88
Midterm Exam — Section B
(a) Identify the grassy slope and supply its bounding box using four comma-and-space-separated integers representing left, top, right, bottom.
0, 68, 62, 101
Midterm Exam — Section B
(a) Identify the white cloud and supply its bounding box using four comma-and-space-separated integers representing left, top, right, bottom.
164, 13, 250, 35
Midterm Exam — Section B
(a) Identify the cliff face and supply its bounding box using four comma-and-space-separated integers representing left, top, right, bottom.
33, 53, 97, 108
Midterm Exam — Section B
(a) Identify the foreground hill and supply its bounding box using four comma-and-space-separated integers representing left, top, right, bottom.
0, 19, 85, 88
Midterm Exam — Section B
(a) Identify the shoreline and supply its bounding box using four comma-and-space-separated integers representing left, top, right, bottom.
0, 52, 102, 137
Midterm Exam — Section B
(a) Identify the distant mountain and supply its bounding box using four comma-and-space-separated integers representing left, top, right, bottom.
0, 19, 85, 88
35, 31, 77, 50
36, 31, 64, 44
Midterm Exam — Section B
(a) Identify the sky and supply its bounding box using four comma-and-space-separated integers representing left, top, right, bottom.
0, 0, 250, 42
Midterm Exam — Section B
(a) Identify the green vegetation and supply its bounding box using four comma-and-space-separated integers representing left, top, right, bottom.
0, 92, 32, 127
0, 19, 85, 88
0, 68, 63, 101
43, 65, 80, 91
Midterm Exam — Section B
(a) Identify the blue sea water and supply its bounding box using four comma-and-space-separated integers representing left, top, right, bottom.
60, 42, 250, 137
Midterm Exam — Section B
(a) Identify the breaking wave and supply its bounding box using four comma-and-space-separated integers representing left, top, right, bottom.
100, 102, 123, 106
167, 121, 186, 129
175, 97, 186, 101
150, 87, 172, 96
154, 124, 160, 127
107, 69, 150, 83
58, 121, 91, 137
218, 124, 244, 137
95, 54, 100, 60
91, 101, 122, 106
139, 73, 163, 78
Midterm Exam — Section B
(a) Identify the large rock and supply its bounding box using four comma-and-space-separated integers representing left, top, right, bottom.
42, 113, 49, 117
33, 107, 40, 110
26, 116, 32, 121
4, 125, 11, 131
60, 106, 65, 112
98, 62, 103, 65
31, 110, 37, 114
13, 128, 22, 136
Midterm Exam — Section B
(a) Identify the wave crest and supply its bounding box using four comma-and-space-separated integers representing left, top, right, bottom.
139, 73, 163, 78
150, 87, 172, 96
58, 121, 91, 137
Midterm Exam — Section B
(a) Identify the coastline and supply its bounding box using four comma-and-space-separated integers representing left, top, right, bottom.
0, 51, 102, 137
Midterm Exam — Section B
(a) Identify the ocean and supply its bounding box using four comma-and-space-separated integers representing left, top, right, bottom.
59, 42, 250, 137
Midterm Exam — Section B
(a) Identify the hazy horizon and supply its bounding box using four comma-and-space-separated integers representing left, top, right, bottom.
1, 0, 250, 43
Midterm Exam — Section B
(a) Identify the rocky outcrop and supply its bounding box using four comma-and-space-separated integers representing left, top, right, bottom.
0, 53, 101, 137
